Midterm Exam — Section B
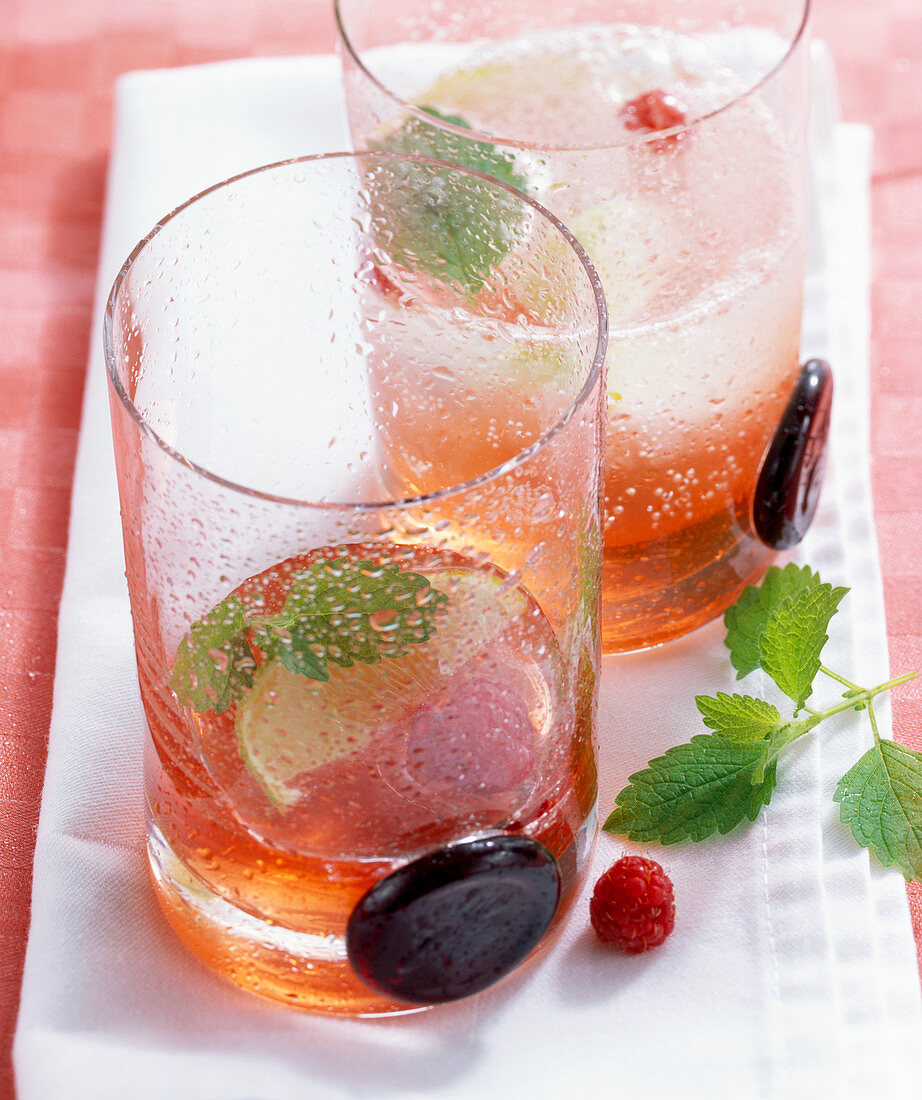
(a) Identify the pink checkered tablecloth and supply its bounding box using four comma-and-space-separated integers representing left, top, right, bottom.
1, 1, 920, 1094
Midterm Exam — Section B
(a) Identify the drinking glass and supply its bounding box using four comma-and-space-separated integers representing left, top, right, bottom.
336, 0, 827, 653
105, 152, 607, 1015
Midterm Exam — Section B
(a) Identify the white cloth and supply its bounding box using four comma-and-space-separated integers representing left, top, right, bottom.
14, 48, 922, 1100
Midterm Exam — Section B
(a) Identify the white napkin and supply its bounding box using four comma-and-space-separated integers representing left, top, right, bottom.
14, 49, 922, 1100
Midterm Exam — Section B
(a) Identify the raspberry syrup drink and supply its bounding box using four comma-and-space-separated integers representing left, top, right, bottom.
105, 153, 607, 1013
337, 1, 813, 651
147, 543, 596, 1014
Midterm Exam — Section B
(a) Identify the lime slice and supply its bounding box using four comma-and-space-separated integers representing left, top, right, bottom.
235, 565, 531, 810
567, 195, 673, 323
416, 51, 596, 143
235, 660, 411, 810
426, 568, 530, 675
486, 341, 580, 393
478, 192, 672, 333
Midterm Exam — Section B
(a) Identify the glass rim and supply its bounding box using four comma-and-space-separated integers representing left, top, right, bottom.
104, 149, 609, 513
334, 0, 812, 152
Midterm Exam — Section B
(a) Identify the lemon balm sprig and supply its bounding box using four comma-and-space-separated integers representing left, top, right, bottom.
604, 564, 922, 882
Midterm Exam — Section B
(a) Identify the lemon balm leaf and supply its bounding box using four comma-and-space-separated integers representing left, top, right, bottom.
370, 107, 528, 294
833, 741, 922, 881
603, 737, 778, 844
254, 624, 331, 682
171, 559, 449, 712
695, 692, 783, 743
758, 582, 848, 710
415, 106, 526, 192
722, 561, 848, 707
169, 595, 256, 713
253, 558, 449, 680
724, 563, 824, 678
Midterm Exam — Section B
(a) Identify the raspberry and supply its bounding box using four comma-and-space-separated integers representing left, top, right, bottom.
589, 856, 675, 953
406, 675, 535, 795
620, 90, 688, 149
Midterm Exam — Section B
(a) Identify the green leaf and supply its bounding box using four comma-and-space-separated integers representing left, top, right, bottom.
759, 581, 848, 710
602, 736, 778, 844
602, 564, 920, 877
252, 558, 449, 681
724, 563, 823, 678
833, 740, 922, 882
369, 107, 528, 294
723, 562, 848, 709
170, 558, 448, 714
169, 594, 256, 713
695, 692, 783, 743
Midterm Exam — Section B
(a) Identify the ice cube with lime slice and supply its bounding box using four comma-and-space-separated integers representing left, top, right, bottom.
233, 560, 534, 811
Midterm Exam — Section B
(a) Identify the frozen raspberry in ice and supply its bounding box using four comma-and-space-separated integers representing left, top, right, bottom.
620, 89, 688, 148
407, 675, 536, 795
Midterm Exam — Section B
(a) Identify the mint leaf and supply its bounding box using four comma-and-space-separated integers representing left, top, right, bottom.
695, 692, 784, 743
833, 740, 922, 881
171, 557, 448, 713
724, 563, 823, 678
169, 594, 255, 713
370, 107, 528, 294
723, 562, 847, 709
252, 558, 448, 681
759, 581, 848, 710
603, 736, 778, 844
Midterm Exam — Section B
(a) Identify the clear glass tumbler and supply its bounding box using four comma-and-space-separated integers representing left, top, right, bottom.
105, 152, 607, 1015
336, 0, 817, 653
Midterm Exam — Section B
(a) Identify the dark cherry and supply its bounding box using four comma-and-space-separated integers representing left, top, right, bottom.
346, 835, 561, 1005
754, 358, 833, 550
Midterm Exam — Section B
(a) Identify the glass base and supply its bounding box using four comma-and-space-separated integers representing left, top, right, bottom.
148, 809, 597, 1016
600, 529, 776, 654
147, 822, 422, 1016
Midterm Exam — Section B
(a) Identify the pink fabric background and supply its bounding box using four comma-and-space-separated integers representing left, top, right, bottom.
1, 0, 919, 1094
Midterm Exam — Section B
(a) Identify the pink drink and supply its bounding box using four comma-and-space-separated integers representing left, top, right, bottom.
339, 10, 811, 650
145, 543, 596, 1014
106, 152, 606, 1013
